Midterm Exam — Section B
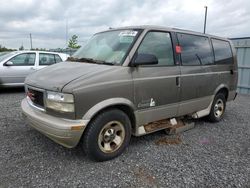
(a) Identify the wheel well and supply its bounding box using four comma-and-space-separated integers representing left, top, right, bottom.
217, 88, 229, 100
89, 104, 136, 131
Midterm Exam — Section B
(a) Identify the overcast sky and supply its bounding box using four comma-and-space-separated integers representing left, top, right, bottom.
0, 0, 250, 49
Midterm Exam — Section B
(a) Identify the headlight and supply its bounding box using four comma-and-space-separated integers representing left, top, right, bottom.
46, 91, 74, 112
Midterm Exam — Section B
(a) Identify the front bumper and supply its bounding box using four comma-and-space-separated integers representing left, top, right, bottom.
21, 98, 87, 148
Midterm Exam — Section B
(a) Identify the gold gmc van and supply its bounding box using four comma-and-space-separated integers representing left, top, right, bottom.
22, 26, 238, 161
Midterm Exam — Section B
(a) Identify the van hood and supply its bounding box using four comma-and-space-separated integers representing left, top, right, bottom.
25, 61, 115, 92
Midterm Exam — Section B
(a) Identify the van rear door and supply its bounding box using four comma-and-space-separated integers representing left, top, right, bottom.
177, 33, 214, 116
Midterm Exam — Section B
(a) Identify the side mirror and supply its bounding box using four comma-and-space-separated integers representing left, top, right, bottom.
4, 61, 13, 66
133, 53, 158, 66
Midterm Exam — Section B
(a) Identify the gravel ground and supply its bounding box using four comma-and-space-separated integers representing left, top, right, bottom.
0, 88, 249, 187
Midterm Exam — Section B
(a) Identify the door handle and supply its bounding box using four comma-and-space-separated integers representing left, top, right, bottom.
230, 69, 234, 75
176, 77, 180, 87
30, 67, 36, 70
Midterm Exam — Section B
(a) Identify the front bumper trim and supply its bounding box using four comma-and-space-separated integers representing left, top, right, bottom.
21, 98, 88, 148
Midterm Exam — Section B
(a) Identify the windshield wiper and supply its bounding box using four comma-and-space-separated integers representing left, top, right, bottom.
94, 60, 115, 66
67, 57, 96, 63
67, 57, 115, 65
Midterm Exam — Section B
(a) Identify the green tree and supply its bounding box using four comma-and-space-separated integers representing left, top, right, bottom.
19, 45, 24, 50
68, 35, 81, 49
0, 45, 15, 52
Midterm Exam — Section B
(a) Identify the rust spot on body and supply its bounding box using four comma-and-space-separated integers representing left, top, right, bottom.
144, 119, 172, 132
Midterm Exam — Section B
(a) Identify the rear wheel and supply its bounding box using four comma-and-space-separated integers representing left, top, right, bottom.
82, 109, 131, 161
207, 93, 226, 122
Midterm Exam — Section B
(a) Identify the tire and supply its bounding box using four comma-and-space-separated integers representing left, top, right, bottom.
207, 93, 226, 122
82, 109, 132, 161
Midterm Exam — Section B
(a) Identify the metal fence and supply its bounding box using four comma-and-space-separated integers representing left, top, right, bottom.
231, 38, 250, 94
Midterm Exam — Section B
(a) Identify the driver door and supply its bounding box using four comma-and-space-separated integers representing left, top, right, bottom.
1, 52, 36, 85
132, 31, 181, 125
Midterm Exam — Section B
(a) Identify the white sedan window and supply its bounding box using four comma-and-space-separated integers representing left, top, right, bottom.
39, 53, 56, 65
9, 53, 36, 66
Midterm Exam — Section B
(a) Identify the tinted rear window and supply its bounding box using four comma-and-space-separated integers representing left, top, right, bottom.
177, 33, 213, 65
211, 39, 233, 64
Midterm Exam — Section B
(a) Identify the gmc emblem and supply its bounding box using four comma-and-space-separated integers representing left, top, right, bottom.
27, 90, 35, 101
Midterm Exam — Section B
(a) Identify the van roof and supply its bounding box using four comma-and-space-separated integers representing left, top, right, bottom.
104, 25, 230, 41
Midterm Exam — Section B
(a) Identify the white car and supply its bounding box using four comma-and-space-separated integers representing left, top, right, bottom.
0, 51, 69, 87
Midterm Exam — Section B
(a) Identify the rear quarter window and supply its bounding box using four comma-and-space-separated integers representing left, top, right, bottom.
211, 39, 233, 64
55, 55, 62, 63
177, 33, 213, 65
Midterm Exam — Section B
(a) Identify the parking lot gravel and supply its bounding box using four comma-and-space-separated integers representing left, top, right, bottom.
0, 88, 249, 187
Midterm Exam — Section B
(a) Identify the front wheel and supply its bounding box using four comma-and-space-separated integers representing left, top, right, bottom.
207, 93, 226, 122
82, 109, 131, 161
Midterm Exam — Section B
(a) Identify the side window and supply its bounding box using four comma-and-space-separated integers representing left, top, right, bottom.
211, 39, 233, 64
55, 55, 62, 63
39, 53, 56, 65
177, 33, 213, 65
9, 53, 36, 66
137, 31, 174, 66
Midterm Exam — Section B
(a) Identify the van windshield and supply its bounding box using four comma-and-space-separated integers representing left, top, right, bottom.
71, 29, 141, 65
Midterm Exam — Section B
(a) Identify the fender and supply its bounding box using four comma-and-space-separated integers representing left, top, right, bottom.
213, 84, 229, 96
192, 84, 230, 119
82, 98, 135, 123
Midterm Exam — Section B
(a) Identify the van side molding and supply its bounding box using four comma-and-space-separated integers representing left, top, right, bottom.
82, 98, 135, 121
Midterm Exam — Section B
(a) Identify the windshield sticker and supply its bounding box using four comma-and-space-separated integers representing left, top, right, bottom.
119, 30, 138, 37
119, 36, 134, 43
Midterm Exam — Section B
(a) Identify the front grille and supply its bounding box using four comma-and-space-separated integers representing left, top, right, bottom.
27, 87, 44, 108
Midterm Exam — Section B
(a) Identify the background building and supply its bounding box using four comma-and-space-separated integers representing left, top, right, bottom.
231, 37, 250, 94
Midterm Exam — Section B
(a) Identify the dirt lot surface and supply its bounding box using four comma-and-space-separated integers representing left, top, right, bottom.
0, 88, 249, 187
